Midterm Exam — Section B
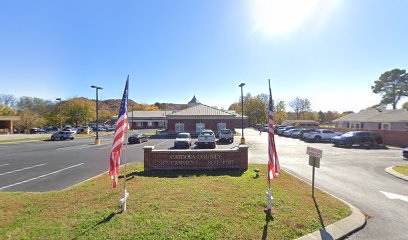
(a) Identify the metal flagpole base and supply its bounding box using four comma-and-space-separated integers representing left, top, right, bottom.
265, 189, 274, 220
119, 189, 129, 212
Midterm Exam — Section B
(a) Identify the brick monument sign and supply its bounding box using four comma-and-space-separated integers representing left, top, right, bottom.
143, 145, 248, 171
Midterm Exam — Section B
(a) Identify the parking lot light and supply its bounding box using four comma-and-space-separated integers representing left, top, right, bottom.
91, 85, 103, 145
239, 83, 245, 144
56, 98, 62, 130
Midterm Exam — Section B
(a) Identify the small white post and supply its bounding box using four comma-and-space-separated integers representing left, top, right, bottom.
266, 189, 274, 211
119, 189, 129, 212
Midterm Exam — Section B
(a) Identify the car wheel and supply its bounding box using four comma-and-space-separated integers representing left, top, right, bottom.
70, 138, 74, 140
51, 136, 55, 141
60, 137, 64, 141
345, 141, 352, 148
314, 136, 321, 142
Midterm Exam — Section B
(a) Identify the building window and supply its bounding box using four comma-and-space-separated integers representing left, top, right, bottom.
217, 122, 226, 132
381, 123, 390, 130
196, 123, 205, 133
355, 123, 360, 129
148, 121, 152, 126
175, 123, 184, 132
350, 123, 354, 129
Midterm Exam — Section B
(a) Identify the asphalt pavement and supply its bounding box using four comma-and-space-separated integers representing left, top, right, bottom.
245, 128, 408, 240
0, 129, 173, 192
2, 128, 407, 239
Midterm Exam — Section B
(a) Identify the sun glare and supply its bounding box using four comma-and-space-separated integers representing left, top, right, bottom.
251, 0, 320, 36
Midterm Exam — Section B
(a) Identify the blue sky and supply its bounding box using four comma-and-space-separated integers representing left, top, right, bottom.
0, 0, 407, 112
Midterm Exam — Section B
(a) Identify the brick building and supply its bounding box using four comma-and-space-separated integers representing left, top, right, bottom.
0, 116, 20, 134
167, 96, 248, 136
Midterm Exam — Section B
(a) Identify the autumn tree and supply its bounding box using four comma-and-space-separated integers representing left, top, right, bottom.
372, 68, 408, 109
61, 98, 95, 127
274, 100, 287, 125
0, 94, 17, 116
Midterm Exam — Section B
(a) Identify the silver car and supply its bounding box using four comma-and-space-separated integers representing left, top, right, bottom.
51, 131, 75, 141
174, 133, 192, 149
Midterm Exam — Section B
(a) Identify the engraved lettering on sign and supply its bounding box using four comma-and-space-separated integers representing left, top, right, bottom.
208, 159, 234, 166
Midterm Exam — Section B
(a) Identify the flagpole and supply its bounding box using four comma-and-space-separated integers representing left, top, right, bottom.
122, 75, 130, 212
266, 79, 273, 219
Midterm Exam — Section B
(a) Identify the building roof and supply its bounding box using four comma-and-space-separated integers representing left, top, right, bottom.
333, 109, 408, 123
0, 116, 20, 121
167, 104, 235, 117
188, 95, 200, 105
127, 111, 167, 118
283, 120, 319, 124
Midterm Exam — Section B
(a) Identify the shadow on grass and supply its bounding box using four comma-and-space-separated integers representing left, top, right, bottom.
73, 212, 116, 240
262, 208, 274, 240
313, 196, 334, 240
119, 169, 245, 179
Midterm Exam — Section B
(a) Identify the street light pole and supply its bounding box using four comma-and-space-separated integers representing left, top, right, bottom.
91, 85, 103, 145
239, 83, 245, 144
56, 98, 62, 130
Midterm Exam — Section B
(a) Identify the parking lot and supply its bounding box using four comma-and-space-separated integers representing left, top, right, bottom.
1, 127, 407, 239
244, 128, 408, 240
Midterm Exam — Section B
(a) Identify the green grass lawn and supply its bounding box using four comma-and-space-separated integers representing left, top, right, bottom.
0, 164, 351, 239
393, 165, 408, 176
0, 137, 49, 144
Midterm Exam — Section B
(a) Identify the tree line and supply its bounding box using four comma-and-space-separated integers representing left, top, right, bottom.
0, 95, 159, 133
228, 93, 346, 126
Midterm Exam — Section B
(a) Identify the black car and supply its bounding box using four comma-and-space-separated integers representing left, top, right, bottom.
331, 131, 383, 148
403, 147, 408, 159
128, 133, 148, 144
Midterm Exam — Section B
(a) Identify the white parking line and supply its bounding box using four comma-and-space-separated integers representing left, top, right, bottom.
0, 163, 10, 167
0, 163, 46, 176
0, 163, 84, 190
56, 143, 108, 151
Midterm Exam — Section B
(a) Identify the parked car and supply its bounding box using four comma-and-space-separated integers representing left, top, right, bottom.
29, 128, 46, 134
51, 131, 75, 140
300, 128, 318, 140
174, 132, 192, 149
128, 133, 148, 144
197, 129, 216, 149
277, 126, 294, 135
218, 129, 234, 143
331, 131, 383, 148
288, 129, 305, 138
403, 147, 408, 159
303, 129, 342, 142
282, 129, 297, 137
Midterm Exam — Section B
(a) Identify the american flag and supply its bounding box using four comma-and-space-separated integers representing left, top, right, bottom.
268, 81, 280, 184
109, 77, 129, 188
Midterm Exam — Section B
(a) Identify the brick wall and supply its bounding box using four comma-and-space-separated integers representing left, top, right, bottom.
167, 118, 237, 135
143, 145, 248, 171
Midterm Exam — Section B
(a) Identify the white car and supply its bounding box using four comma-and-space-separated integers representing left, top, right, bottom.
218, 129, 234, 143
174, 133, 192, 149
303, 129, 342, 142
197, 129, 216, 149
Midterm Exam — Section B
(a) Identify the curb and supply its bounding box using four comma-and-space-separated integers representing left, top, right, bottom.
285, 171, 367, 240
385, 166, 408, 181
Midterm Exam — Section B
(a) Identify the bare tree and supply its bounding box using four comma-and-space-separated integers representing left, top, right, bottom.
289, 97, 303, 120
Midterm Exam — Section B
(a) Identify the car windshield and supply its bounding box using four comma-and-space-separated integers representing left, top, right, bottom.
342, 132, 355, 137
200, 131, 214, 136
177, 133, 190, 138
220, 130, 230, 133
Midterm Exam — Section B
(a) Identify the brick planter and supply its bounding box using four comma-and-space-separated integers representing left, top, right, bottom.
143, 145, 248, 171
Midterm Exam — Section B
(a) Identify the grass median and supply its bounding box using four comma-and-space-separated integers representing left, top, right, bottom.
393, 165, 408, 176
0, 164, 351, 239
